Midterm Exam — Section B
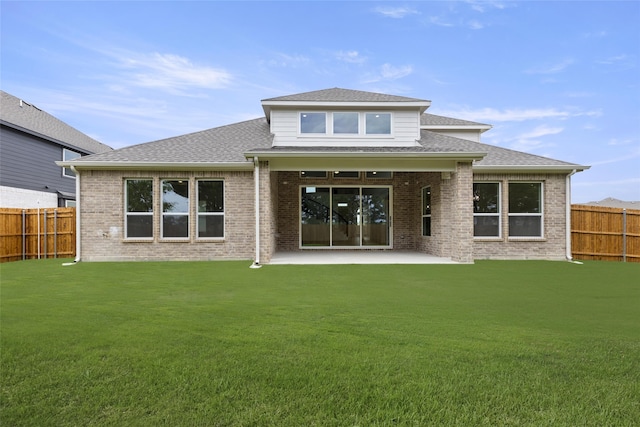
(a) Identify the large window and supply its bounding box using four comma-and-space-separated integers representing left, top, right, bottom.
300, 112, 326, 134
509, 182, 543, 237
473, 183, 501, 237
162, 180, 189, 238
62, 149, 80, 178
125, 179, 153, 239
365, 113, 391, 134
299, 112, 392, 136
197, 180, 224, 238
333, 112, 359, 134
422, 187, 431, 236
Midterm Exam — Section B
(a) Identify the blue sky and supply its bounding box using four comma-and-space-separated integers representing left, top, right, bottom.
1, 1, 639, 203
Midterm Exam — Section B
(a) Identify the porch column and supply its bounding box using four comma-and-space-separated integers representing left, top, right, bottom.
450, 162, 474, 263
258, 161, 275, 264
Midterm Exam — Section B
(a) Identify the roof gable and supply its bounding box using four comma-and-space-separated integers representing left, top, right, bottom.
261, 88, 431, 120
0, 91, 112, 154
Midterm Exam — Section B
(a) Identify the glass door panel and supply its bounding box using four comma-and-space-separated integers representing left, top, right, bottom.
332, 188, 361, 246
301, 187, 330, 246
362, 188, 389, 246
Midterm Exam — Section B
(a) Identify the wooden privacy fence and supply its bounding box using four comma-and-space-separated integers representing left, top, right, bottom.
572, 205, 640, 263
0, 207, 76, 263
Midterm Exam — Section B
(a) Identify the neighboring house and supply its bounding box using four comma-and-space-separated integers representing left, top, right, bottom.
60, 88, 589, 264
0, 91, 112, 208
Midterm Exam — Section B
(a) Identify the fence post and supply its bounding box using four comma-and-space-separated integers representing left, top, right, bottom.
22, 209, 26, 260
44, 210, 48, 259
54, 209, 58, 259
622, 209, 627, 262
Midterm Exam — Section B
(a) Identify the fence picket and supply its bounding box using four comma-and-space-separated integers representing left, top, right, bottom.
0, 207, 76, 262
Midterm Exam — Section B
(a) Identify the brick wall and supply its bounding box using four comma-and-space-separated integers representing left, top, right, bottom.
79, 169, 256, 261
472, 173, 568, 260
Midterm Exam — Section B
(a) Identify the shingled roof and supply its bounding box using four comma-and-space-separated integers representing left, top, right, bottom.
0, 91, 112, 154
263, 87, 429, 103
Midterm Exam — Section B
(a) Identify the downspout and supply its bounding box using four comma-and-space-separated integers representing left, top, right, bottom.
251, 157, 262, 268
72, 166, 81, 263
566, 169, 577, 261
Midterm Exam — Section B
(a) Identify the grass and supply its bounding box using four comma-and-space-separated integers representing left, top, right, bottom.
1, 259, 639, 426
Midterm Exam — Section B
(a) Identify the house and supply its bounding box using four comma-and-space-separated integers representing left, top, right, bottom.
0, 90, 112, 208
59, 88, 589, 264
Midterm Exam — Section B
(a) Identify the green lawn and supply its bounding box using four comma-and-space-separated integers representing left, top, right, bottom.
1, 259, 638, 426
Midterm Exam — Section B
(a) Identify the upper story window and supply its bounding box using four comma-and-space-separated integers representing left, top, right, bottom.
299, 112, 392, 136
365, 113, 391, 134
333, 112, 359, 134
62, 148, 80, 178
300, 113, 326, 134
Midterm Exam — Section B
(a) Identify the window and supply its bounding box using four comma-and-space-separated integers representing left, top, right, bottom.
365, 113, 391, 134
162, 180, 189, 238
422, 187, 431, 236
473, 183, 501, 237
366, 171, 392, 179
509, 182, 543, 237
301, 171, 328, 178
125, 179, 153, 239
62, 149, 80, 178
300, 112, 326, 134
333, 112, 359, 134
197, 180, 224, 238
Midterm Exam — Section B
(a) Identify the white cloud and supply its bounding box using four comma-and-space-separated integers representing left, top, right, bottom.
115, 52, 232, 94
374, 6, 419, 19
518, 125, 564, 140
380, 63, 413, 80
336, 50, 366, 64
428, 16, 454, 27
525, 58, 574, 74
468, 20, 484, 30
438, 107, 601, 122
465, 0, 506, 13
597, 54, 630, 65
265, 53, 311, 68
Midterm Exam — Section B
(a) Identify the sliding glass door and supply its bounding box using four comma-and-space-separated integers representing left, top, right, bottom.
301, 186, 391, 248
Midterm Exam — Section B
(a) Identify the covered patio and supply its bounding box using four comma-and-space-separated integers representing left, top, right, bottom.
268, 251, 458, 265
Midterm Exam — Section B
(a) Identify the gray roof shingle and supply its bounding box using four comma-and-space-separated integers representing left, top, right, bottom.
0, 90, 112, 154
421, 113, 491, 128
74, 118, 272, 164
263, 88, 429, 103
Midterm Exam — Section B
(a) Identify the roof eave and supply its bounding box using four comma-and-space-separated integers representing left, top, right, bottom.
421, 125, 492, 133
246, 150, 486, 161
262, 100, 432, 120
473, 164, 591, 173
56, 161, 254, 171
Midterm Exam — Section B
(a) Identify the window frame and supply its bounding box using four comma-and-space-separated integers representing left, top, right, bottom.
332, 112, 360, 135
365, 112, 392, 135
124, 178, 154, 240
473, 182, 502, 239
366, 171, 393, 179
196, 179, 225, 240
508, 182, 544, 238
62, 148, 80, 178
300, 171, 328, 179
422, 186, 431, 237
161, 179, 190, 240
300, 112, 327, 134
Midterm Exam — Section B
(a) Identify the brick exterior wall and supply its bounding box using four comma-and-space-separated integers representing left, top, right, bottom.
273, 167, 474, 263
472, 173, 568, 260
78, 167, 569, 263
78, 169, 256, 261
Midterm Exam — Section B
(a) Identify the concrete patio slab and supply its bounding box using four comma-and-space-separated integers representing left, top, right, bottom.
268, 251, 458, 265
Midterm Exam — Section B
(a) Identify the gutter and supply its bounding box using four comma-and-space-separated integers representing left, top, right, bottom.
72, 166, 81, 263
566, 169, 577, 261
250, 157, 262, 269
56, 161, 254, 171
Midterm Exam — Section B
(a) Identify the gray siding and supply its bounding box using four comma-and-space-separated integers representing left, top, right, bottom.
0, 125, 79, 198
